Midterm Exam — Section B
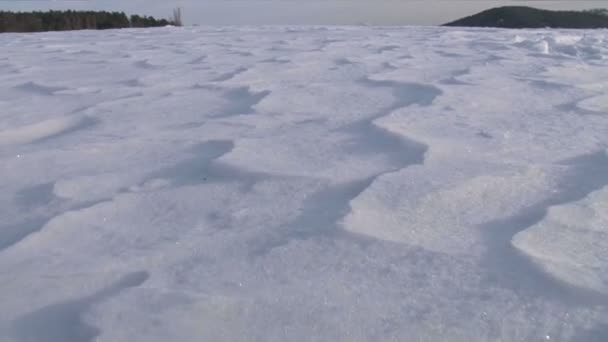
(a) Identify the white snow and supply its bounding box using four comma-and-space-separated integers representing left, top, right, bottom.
513, 170, 608, 296
1, 26, 608, 341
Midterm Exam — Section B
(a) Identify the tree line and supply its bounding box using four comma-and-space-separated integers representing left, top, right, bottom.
0, 10, 181, 33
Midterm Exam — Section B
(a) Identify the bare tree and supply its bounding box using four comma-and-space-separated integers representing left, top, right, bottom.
172, 7, 183, 26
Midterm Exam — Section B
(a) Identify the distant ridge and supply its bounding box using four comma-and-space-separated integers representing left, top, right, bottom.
444, 6, 608, 29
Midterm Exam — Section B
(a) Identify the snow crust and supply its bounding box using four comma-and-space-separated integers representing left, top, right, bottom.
1, 26, 608, 341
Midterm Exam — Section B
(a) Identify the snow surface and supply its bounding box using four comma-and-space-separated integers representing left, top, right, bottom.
1, 26, 608, 342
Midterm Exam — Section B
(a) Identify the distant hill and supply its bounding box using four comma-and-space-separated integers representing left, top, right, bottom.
444, 6, 608, 29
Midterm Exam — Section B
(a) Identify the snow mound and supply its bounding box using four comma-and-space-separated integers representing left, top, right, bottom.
344, 162, 559, 255
578, 94, 608, 113
0, 115, 94, 145
513, 33, 606, 59
513, 185, 608, 295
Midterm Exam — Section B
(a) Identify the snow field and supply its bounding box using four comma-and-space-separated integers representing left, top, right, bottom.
1, 26, 608, 341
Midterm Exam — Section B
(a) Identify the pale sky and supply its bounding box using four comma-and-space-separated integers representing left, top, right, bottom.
2, 0, 608, 25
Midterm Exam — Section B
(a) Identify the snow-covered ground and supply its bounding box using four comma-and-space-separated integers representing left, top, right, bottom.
1, 26, 608, 341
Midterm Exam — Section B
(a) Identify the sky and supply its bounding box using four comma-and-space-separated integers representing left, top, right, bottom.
1, 0, 608, 25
